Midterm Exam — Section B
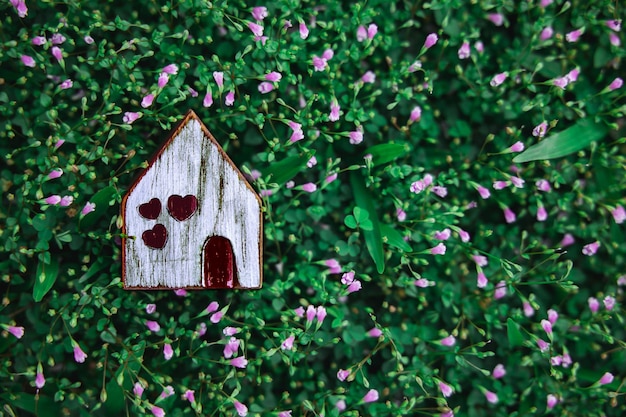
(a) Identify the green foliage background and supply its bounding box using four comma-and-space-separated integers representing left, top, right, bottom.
1, 0, 625, 416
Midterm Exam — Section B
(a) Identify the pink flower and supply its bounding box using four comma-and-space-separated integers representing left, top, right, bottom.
490, 72, 508, 87
151, 406, 165, 417
560, 233, 575, 247
440, 335, 456, 346
361, 70, 376, 84
230, 356, 248, 368
546, 394, 558, 409
141, 94, 154, 108
606, 20, 621, 31
7, 325, 24, 339
281, 335, 295, 350
582, 241, 599, 256
487, 13, 504, 26
305, 305, 316, 322
184, 389, 195, 403
537, 338, 549, 352
603, 296, 616, 311
12, 0, 27, 17
415, 278, 430, 288
123, 112, 140, 124
588, 297, 599, 313
458, 41, 470, 59
146, 320, 161, 332
337, 369, 350, 381
523, 302, 535, 317
163, 343, 173, 360
234, 400, 248, 416
472, 255, 488, 267
434, 229, 451, 240
535, 179, 551, 192
325, 173, 338, 184
203, 92, 213, 108
223, 327, 240, 336
316, 306, 327, 323
258, 81, 274, 93
477, 272, 488, 288
21, 55, 36, 67
145, 304, 156, 314
210, 311, 223, 323
251, 6, 268, 21
493, 180, 508, 190
537, 204, 547, 222
213, 71, 224, 88
357, 25, 367, 42
312, 55, 327, 71
410, 106, 422, 122
363, 389, 379, 403
541, 319, 553, 336
161, 64, 178, 75
494, 281, 507, 299
73, 345, 88, 363
599, 372, 614, 385
609, 32, 620, 46
347, 280, 362, 293
485, 390, 499, 404
540, 27, 554, 41
509, 141, 524, 152
278, 411, 292, 417
368, 327, 383, 338
439, 381, 453, 397
540, 0, 553, 6
225, 91, 235, 106
35, 371, 45, 389
423, 33, 438, 49
492, 364, 506, 379
51, 33, 66, 44
458, 229, 470, 242
432, 186, 447, 198
325, 258, 341, 273
197, 322, 207, 336
265, 71, 282, 82
396, 208, 406, 221
553, 76, 569, 89
566, 28, 584, 42
329, 100, 341, 121
44, 195, 62, 205
81, 202, 96, 215
608, 77, 623, 91
248, 22, 264, 37
224, 337, 240, 358
566, 68, 580, 83
32, 36, 46, 46
475, 40, 484, 52
84, 35, 94, 44
51, 46, 63, 62
205, 301, 219, 313
612, 205, 626, 223
430, 242, 446, 255
60, 196, 73, 207
367, 23, 378, 39
548, 309, 558, 325
503, 207, 516, 223
301, 182, 317, 193
341, 271, 355, 284
349, 130, 363, 145
158, 72, 169, 88
188, 87, 198, 97
532, 121, 548, 138
299, 22, 309, 39
47, 168, 63, 180
477, 185, 491, 199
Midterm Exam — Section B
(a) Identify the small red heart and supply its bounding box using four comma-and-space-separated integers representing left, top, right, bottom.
167, 194, 198, 221
139, 198, 161, 220
142, 224, 167, 249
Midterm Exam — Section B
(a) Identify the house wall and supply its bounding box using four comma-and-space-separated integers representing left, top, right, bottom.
124, 119, 262, 288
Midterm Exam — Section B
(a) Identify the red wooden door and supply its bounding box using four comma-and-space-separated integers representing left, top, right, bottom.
202, 236, 238, 288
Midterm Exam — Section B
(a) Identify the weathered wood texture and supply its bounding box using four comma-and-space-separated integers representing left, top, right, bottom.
122, 111, 262, 289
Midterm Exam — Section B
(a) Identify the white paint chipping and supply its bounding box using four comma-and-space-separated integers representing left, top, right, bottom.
124, 118, 262, 288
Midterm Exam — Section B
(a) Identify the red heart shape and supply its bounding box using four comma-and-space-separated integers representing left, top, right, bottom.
142, 224, 168, 249
139, 198, 161, 220
167, 194, 198, 221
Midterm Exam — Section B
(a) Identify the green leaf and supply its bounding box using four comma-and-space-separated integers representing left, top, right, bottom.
265, 152, 312, 185
507, 318, 524, 347
33, 256, 59, 302
350, 173, 384, 273
513, 119, 608, 163
380, 224, 412, 252
80, 186, 118, 229
344, 215, 357, 229
364, 143, 408, 167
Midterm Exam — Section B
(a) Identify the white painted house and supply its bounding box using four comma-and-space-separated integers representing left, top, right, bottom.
122, 110, 263, 289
